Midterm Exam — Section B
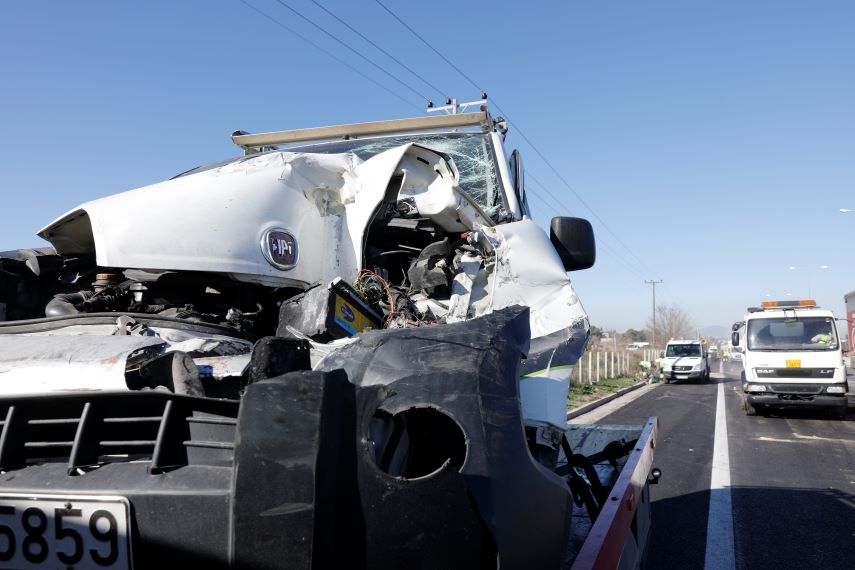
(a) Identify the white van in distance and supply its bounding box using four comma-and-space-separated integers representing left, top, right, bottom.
660, 340, 710, 382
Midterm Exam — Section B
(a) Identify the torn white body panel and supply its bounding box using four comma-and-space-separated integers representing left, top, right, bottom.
479, 220, 587, 337
39, 152, 344, 287
0, 322, 255, 392
520, 372, 575, 428
38, 144, 485, 290
467, 220, 590, 428
0, 335, 165, 393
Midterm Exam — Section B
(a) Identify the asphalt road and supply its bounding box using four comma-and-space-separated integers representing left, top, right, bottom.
583, 361, 855, 570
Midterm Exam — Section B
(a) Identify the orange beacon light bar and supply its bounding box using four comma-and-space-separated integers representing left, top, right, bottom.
760, 300, 817, 308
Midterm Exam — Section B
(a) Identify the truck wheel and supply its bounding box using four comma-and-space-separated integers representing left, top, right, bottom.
743, 397, 758, 416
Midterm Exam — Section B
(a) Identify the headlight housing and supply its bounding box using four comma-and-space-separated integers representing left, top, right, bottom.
746, 384, 767, 392
826, 386, 846, 394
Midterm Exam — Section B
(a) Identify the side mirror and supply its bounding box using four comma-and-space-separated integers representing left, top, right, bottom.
732, 322, 743, 332
732, 332, 739, 347
659, 351, 665, 358
550, 217, 595, 271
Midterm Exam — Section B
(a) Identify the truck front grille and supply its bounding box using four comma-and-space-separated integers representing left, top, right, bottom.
769, 384, 823, 394
755, 368, 835, 379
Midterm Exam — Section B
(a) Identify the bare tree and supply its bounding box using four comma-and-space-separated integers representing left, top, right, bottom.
646, 304, 694, 345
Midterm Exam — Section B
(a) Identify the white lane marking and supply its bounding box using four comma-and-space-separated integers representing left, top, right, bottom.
704, 382, 736, 570
755, 435, 855, 445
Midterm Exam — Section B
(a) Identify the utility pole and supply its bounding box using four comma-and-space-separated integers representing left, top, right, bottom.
645, 280, 663, 354
426, 94, 488, 115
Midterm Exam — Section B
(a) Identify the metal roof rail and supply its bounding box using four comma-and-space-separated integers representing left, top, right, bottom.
231, 108, 492, 154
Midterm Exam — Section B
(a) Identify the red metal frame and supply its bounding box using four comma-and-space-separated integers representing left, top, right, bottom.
571, 417, 659, 570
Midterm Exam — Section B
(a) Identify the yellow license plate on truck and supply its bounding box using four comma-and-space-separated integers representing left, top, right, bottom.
786, 359, 801, 368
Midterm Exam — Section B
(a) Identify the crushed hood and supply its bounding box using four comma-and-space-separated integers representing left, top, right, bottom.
38, 144, 488, 288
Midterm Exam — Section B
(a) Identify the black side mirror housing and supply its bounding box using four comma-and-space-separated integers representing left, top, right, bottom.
731, 332, 740, 347
550, 217, 595, 271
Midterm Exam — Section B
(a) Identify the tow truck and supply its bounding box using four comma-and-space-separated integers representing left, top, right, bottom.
0, 108, 658, 568
733, 300, 848, 418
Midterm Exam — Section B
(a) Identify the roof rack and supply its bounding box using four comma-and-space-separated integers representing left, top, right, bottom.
232, 108, 493, 155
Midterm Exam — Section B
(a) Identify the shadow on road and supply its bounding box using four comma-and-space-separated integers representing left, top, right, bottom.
651, 485, 855, 569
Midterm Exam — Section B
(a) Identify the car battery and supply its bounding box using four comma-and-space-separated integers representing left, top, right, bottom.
278, 277, 383, 340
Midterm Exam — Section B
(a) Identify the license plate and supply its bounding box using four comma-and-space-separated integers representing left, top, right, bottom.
0, 494, 131, 569
785, 359, 801, 368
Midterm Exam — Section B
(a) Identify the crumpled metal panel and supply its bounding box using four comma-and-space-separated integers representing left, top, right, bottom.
38, 151, 347, 288
0, 335, 165, 392
36, 144, 487, 289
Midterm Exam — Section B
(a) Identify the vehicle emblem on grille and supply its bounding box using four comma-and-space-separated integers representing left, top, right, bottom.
261, 228, 298, 270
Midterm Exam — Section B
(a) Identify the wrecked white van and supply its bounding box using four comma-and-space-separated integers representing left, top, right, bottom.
0, 109, 658, 568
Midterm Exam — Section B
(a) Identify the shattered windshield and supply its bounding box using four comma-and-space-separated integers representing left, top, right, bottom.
175, 133, 510, 221
747, 317, 839, 351
282, 133, 508, 221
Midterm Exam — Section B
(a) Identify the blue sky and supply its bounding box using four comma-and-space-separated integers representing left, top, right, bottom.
1, 1, 853, 333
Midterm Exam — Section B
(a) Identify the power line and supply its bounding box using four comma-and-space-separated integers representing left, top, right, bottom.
501, 112, 656, 275
526, 172, 648, 280
238, 0, 419, 111
374, 0, 482, 96
374, 0, 656, 277
527, 190, 647, 281
270, 0, 432, 104
309, 0, 448, 102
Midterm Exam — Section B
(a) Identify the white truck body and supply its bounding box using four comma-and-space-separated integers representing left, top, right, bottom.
735, 301, 848, 417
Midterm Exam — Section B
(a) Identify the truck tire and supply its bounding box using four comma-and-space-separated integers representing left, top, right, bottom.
743, 397, 758, 416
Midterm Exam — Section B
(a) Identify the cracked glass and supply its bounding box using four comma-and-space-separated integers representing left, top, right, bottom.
284, 133, 509, 222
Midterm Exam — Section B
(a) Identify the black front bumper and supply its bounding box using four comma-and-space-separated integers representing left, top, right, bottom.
0, 307, 573, 570
746, 393, 848, 409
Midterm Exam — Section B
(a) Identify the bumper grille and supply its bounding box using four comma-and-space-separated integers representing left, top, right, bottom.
769, 384, 823, 394
756, 368, 835, 379
777, 369, 809, 378
0, 393, 238, 474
